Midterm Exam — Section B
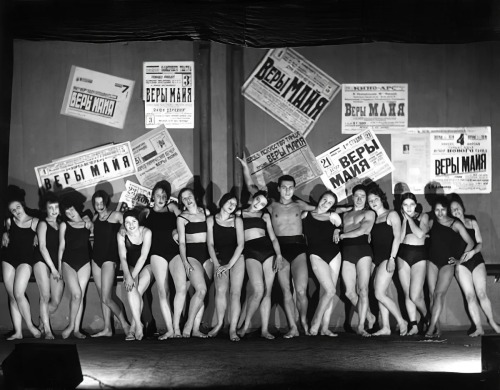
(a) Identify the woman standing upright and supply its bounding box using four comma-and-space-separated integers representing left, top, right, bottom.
425, 195, 474, 337
177, 188, 213, 338
91, 190, 130, 337
302, 191, 342, 337
143, 180, 182, 339
367, 185, 407, 336
33, 192, 64, 339
397, 192, 429, 335
207, 193, 245, 341
450, 194, 500, 336
2, 191, 42, 340
58, 199, 93, 339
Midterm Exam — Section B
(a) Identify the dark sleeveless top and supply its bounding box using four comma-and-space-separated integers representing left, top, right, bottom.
213, 218, 238, 265
302, 212, 335, 248
144, 208, 179, 259
125, 234, 145, 267
93, 213, 121, 264
429, 219, 460, 268
62, 223, 91, 263
370, 218, 394, 266
242, 211, 267, 231
458, 227, 485, 264
34, 220, 59, 264
6, 219, 36, 266
181, 213, 208, 235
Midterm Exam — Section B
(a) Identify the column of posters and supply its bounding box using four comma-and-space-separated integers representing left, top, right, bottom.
143, 61, 195, 129
391, 127, 491, 194
242, 48, 341, 136
61, 66, 134, 129
316, 129, 394, 202
131, 125, 193, 193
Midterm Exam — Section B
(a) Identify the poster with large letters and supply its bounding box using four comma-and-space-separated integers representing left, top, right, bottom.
143, 61, 194, 129
246, 132, 323, 188
35, 142, 137, 191
342, 83, 408, 134
391, 127, 491, 194
242, 48, 341, 136
316, 129, 394, 202
61, 66, 134, 129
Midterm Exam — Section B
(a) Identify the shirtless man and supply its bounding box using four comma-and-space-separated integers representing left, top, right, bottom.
335, 184, 376, 337
237, 157, 314, 337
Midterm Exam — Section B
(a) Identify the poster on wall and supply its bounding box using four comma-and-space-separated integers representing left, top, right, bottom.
246, 131, 323, 189
242, 48, 341, 137
61, 66, 134, 129
143, 61, 194, 129
342, 83, 408, 134
35, 142, 137, 191
131, 125, 193, 193
316, 129, 394, 202
117, 180, 153, 211
391, 127, 491, 194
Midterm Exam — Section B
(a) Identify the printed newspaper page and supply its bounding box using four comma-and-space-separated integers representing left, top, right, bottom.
242, 48, 341, 136
117, 180, 153, 211
342, 84, 408, 134
35, 142, 137, 191
61, 66, 134, 129
143, 62, 194, 129
246, 131, 323, 189
131, 125, 193, 194
391, 127, 491, 194
316, 129, 394, 202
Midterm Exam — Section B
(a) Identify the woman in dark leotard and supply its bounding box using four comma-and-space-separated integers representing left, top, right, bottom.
1, 195, 42, 340
425, 195, 474, 338
143, 181, 182, 339
118, 209, 153, 341
238, 190, 283, 340
207, 193, 245, 341
90, 190, 129, 338
58, 200, 93, 339
397, 192, 429, 335
450, 194, 500, 336
33, 192, 63, 339
367, 186, 407, 336
177, 188, 213, 338
302, 191, 342, 337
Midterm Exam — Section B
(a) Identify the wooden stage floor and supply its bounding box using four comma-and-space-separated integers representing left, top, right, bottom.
0, 330, 493, 389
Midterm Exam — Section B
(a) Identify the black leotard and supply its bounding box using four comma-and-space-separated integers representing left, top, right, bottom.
62, 223, 91, 272
34, 220, 59, 266
370, 217, 393, 267
144, 209, 179, 262
3, 219, 36, 267
302, 212, 340, 264
125, 234, 145, 268
459, 227, 485, 273
429, 219, 460, 269
93, 213, 120, 267
213, 218, 237, 266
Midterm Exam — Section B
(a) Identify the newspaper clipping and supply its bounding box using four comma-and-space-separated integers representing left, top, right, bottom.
131, 125, 193, 193
117, 180, 153, 211
246, 131, 323, 188
342, 83, 408, 134
316, 129, 394, 202
242, 48, 341, 136
143, 61, 194, 129
61, 66, 134, 129
35, 142, 137, 191
392, 127, 491, 194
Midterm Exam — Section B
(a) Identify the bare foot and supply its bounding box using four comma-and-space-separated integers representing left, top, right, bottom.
469, 328, 484, 337
208, 325, 222, 338
44, 332, 55, 340
320, 329, 338, 337
358, 327, 371, 337
408, 323, 419, 336
135, 332, 144, 341
6, 333, 23, 341
159, 330, 175, 340
31, 328, 42, 339
309, 326, 319, 336
192, 330, 208, 338
301, 322, 310, 336
229, 330, 240, 342
237, 328, 247, 338
74, 331, 86, 339
261, 331, 275, 340
491, 322, 500, 333
61, 326, 73, 339
283, 328, 300, 339
122, 324, 131, 336
367, 312, 376, 330
425, 327, 441, 338
91, 329, 112, 338
398, 320, 408, 336
372, 327, 391, 336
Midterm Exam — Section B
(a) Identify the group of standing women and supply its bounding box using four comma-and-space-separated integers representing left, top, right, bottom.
1, 175, 499, 341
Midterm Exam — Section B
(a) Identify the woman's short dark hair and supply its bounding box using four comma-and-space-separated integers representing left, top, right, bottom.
178, 187, 195, 211
448, 193, 466, 213
218, 192, 238, 210
367, 185, 389, 209
253, 190, 269, 203
318, 190, 338, 209
400, 192, 417, 204
92, 190, 111, 210
433, 195, 450, 213
123, 209, 141, 224
151, 180, 171, 202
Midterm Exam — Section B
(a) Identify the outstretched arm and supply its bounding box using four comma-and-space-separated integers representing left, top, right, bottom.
236, 155, 259, 196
